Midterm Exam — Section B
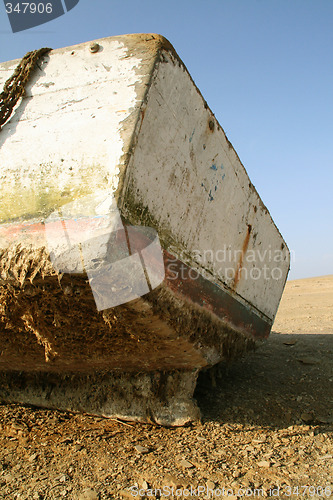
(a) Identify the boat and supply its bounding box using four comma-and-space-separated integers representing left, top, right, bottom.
0, 34, 290, 425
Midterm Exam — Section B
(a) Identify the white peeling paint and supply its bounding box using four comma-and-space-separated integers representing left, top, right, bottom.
122, 50, 290, 321
0, 38, 145, 222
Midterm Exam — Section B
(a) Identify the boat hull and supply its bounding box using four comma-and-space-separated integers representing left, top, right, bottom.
0, 34, 289, 424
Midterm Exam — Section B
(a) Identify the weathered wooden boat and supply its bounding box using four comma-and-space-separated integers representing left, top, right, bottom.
0, 34, 290, 425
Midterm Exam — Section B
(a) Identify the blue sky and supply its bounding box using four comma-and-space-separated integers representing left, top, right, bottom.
0, 0, 332, 280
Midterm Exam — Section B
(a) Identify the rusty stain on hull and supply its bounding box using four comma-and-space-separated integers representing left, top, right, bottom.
233, 224, 252, 288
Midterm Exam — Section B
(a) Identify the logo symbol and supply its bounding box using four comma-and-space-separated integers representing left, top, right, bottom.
4, 0, 80, 33
45, 191, 165, 310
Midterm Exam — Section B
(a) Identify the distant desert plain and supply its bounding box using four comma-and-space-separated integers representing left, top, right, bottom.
273, 274, 333, 334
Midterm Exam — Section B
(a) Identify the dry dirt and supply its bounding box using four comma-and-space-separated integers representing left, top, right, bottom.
0, 275, 332, 500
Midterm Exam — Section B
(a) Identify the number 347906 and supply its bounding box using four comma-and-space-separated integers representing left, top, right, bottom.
5, 2, 53, 14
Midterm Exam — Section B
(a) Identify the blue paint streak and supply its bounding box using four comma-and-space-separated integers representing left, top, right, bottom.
210, 164, 218, 171
189, 128, 195, 143
201, 182, 214, 201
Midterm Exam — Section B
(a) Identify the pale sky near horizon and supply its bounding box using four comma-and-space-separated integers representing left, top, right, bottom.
0, 0, 332, 280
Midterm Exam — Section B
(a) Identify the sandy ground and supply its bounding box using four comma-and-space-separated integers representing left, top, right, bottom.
0, 275, 332, 500
273, 275, 333, 335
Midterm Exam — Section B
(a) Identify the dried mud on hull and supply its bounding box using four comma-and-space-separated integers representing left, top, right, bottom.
0, 245, 254, 426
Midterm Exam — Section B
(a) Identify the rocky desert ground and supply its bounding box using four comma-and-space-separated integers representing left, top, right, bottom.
0, 275, 332, 500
